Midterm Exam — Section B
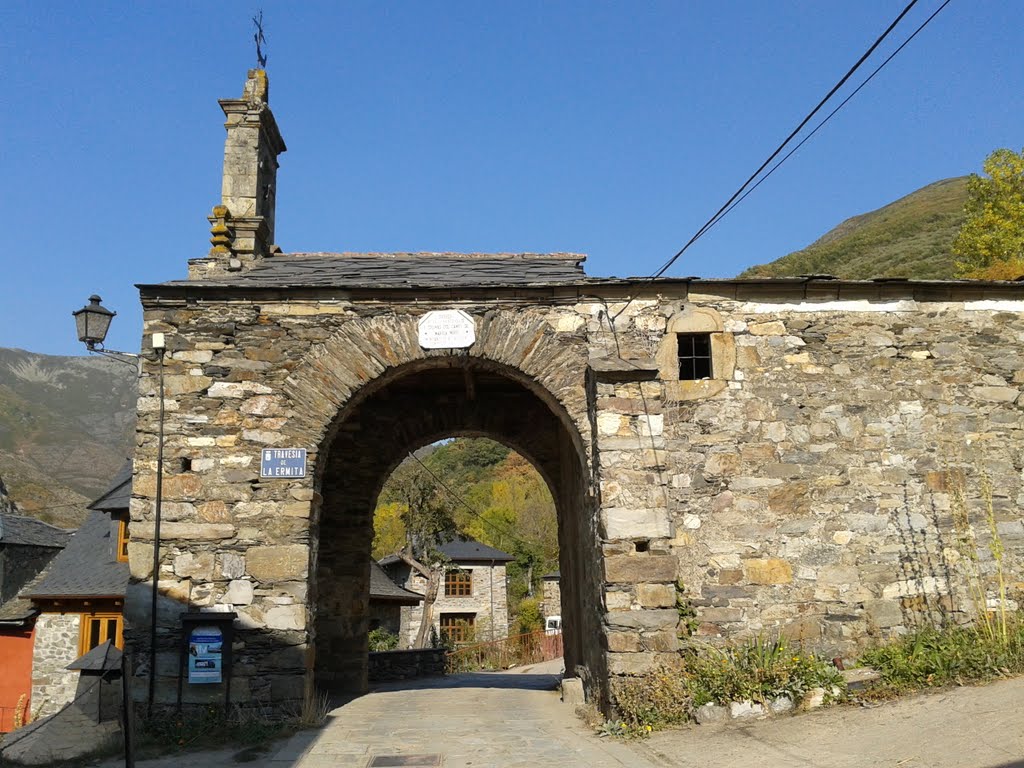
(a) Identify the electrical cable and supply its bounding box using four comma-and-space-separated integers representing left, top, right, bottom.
713, 0, 953, 236
611, 0, 925, 320
405, 450, 540, 556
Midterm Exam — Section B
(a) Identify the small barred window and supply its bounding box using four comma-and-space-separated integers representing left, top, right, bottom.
678, 333, 713, 380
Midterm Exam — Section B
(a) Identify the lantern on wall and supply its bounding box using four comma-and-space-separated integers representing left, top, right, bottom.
72, 295, 116, 350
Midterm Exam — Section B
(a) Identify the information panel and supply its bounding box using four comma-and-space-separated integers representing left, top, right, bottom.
260, 448, 307, 478
187, 625, 223, 684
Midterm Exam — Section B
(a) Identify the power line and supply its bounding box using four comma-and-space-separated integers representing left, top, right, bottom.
713, 0, 953, 238
405, 451, 539, 555
612, 0, 926, 319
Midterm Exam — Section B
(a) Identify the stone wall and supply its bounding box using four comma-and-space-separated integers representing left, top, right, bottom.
130, 304, 605, 708
31, 613, 81, 717
542, 579, 562, 620
131, 278, 1024, 712
398, 564, 509, 646
367, 648, 446, 682
593, 294, 1024, 668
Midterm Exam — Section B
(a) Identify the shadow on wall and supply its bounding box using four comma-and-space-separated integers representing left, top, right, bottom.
122, 581, 311, 716
888, 465, 1020, 635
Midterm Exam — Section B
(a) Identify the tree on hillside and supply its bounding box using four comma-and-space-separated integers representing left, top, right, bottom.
371, 439, 560, 639
953, 148, 1024, 278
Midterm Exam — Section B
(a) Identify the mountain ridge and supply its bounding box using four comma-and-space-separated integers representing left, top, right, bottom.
0, 348, 136, 527
740, 177, 969, 280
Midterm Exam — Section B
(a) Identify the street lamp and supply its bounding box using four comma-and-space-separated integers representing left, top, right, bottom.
73, 295, 117, 351
73, 296, 167, 719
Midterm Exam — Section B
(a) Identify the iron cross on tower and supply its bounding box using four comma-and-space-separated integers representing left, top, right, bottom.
253, 10, 268, 69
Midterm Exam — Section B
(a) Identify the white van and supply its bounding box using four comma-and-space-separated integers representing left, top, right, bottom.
544, 615, 562, 635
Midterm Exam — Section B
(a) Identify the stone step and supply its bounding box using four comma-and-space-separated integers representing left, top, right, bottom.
841, 666, 883, 691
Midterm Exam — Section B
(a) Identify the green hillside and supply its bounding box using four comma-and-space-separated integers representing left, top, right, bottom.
740, 177, 969, 280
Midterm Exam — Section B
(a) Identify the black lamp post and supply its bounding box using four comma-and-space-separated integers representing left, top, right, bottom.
73, 296, 166, 719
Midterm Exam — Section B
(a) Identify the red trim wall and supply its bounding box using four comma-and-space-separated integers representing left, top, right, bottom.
0, 626, 34, 732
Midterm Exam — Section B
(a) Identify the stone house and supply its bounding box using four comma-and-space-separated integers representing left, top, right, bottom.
541, 572, 561, 622
367, 559, 423, 639
124, 68, 1024, 713
21, 464, 131, 717
0, 498, 70, 732
379, 539, 513, 646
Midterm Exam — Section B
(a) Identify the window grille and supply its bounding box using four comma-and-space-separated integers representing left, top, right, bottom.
678, 333, 713, 380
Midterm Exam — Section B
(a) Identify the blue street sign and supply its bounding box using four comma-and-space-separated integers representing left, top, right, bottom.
260, 448, 307, 478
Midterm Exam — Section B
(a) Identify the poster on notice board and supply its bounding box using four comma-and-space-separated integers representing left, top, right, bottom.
188, 625, 223, 684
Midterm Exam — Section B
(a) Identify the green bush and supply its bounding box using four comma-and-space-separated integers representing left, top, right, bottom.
608, 637, 842, 735
514, 597, 544, 635
611, 663, 691, 732
860, 619, 1024, 693
368, 627, 399, 652
682, 637, 843, 706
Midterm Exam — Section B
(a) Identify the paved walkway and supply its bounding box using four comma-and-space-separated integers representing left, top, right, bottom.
634, 676, 1024, 768
105, 663, 1024, 768
267, 659, 647, 768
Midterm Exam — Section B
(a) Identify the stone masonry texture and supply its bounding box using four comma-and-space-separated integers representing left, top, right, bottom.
128, 282, 1024, 715
30, 613, 81, 718
397, 564, 510, 647
124, 68, 1024, 717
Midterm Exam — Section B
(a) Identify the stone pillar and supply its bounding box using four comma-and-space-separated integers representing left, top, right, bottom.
189, 69, 286, 278
592, 363, 680, 676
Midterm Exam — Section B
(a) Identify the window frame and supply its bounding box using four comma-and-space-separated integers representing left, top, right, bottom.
656, 308, 736, 401
79, 612, 124, 656
116, 515, 129, 562
439, 613, 476, 644
444, 569, 473, 598
677, 332, 714, 380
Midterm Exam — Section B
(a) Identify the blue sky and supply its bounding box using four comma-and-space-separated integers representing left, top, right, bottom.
2, 1, 1021, 356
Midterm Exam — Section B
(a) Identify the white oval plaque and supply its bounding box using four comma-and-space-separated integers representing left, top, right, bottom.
418, 310, 476, 349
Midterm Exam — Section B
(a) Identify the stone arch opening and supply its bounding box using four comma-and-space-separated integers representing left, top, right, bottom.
309, 356, 603, 694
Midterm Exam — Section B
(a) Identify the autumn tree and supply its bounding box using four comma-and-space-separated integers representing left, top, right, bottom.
953, 147, 1024, 278
379, 460, 458, 648
371, 439, 560, 642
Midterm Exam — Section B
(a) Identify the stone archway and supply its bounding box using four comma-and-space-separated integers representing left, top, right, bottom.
281, 312, 607, 699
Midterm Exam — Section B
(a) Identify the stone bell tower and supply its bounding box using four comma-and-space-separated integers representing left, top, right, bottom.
189, 69, 287, 278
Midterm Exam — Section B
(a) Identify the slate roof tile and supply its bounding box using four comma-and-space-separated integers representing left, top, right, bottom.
67, 639, 123, 671
369, 560, 423, 604
0, 596, 37, 624
378, 536, 513, 566
22, 511, 129, 599
166, 252, 587, 288
88, 460, 132, 512
0, 513, 71, 549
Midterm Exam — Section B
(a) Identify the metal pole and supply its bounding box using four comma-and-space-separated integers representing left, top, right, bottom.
147, 347, 165, 716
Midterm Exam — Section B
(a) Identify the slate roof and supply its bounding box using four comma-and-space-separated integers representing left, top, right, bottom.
379, 537, 514, 566
0, 513, 71, 549
167, 252, 587, 288
439, 538, 514, 562
369, 560, 423, 605
88, 460, 132, 512
0, 596, 37, 624
67, 639, 122, 671
22, 511, 130, 599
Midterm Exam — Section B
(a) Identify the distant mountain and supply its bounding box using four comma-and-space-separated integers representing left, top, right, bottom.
740, 177, 969, 280
0, 349, 136, 527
